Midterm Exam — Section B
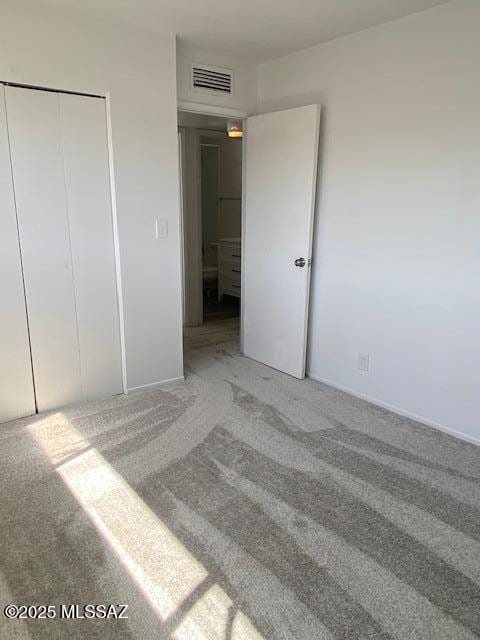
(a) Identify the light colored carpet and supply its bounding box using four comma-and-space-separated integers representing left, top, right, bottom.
1, 322, 479, 639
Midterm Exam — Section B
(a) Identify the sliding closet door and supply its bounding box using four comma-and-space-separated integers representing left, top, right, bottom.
5, 86, 82, 412
0, 86, 36, 422
59, 94, 122, 400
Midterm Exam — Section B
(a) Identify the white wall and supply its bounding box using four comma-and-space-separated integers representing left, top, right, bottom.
257, 0, 480, 443
0, 0, 184, 391
177, 46, 257, 115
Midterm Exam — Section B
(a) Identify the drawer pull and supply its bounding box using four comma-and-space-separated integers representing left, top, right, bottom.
231, 269, 241, 273
231, 254, 241, 258
232, 284, 240, 288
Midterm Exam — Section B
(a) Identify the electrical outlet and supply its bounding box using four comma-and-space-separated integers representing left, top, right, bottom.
155, 218, 168, 239
358, 353, 370, 373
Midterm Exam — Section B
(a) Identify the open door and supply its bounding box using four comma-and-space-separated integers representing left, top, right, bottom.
242, 104, 320, 379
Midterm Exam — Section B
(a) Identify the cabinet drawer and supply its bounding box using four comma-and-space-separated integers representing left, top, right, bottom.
221, 282, 241, 298
220, 266, 241, 285
218, 245, 241, 265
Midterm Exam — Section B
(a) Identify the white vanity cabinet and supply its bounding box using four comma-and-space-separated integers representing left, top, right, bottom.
217, 238, 241, 300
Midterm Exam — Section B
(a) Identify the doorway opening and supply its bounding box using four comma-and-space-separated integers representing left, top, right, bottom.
178, 104, 320, 379
178, 110, 243, 353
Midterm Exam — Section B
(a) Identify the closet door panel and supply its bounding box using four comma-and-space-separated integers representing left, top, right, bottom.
59, 94, 122, 399
5, 86, 82, 412
0, 86, 36, 422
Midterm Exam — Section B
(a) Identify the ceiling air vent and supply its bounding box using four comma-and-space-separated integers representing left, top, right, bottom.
191, 64, 233, 95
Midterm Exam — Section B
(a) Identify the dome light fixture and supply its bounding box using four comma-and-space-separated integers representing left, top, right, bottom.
227, 119, 243, 138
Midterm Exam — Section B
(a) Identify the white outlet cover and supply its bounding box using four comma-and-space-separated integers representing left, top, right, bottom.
358, 353, 370, 373
155, 218, 168, 239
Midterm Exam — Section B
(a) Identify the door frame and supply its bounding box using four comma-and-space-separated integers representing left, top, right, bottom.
177, 104, 247, 338
240, 119, 248, 353
178, 125, 203, 327
178, 101, 247, 121
176, 102, 322, 375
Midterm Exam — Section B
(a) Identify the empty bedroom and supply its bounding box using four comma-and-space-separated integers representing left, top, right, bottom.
0, 1, 479, 639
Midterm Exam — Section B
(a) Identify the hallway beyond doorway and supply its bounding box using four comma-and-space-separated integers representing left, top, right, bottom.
184, 317, 239, 353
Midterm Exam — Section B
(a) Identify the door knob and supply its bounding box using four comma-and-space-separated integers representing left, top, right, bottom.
294, 258, 306, 268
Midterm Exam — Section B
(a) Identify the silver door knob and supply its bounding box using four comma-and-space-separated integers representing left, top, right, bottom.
294, 258, 306, 267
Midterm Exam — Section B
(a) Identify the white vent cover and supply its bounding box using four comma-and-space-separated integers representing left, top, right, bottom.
191, 64, 233, 95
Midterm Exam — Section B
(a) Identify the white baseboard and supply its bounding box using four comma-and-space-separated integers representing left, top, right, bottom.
307, 372, 480, 447
128, 376, 185, 394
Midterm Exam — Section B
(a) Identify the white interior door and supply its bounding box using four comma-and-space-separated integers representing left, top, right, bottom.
5, 85, 122, 414
0, 86, 36, 422
59, 93, 123, 401
6, 86, 82, 412
243, 105, 320, 379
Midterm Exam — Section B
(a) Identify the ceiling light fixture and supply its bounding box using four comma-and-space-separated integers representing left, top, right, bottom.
227, 120, 243, 138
